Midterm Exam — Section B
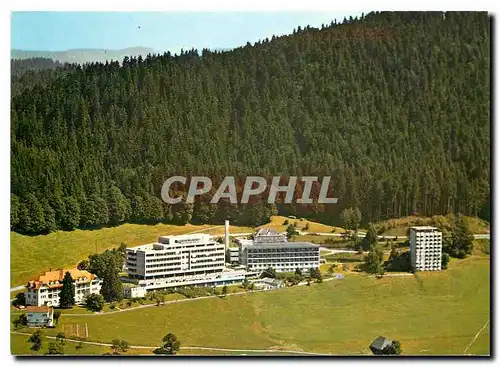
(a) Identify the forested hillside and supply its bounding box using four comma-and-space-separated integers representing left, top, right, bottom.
11, 58, 77, 96
11, 46, 155, 65
10, 11, 491, 235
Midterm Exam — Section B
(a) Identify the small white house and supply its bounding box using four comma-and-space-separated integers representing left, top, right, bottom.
26, 306, 54, 328
123, 285, 147, 299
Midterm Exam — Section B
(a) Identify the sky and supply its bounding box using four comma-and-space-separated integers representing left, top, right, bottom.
11, 11, 367, 54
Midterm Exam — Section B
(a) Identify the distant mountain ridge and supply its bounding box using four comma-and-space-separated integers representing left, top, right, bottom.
11, 46, 155, 64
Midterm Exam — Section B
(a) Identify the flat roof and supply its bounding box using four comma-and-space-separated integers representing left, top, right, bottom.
247, 241, 319, 249
410, 226, 439, 231
158, 233, 211, 241
127, 243, 157, 251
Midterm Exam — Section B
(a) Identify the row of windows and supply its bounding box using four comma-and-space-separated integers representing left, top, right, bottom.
147, 263, 182, 268
248, 258, 318, 264
247, 255, 316, 258
145, 263, 223, 274
141, 269, 222, 280
191, 258, 225, 264
191, 264, 225, 269
144, 248, 224, 257
144, 245, 223, 256
415, 260, 441, 262
248, 255, 319, 260
144, 256, 183, 263
248, 248, 318, 254
145, 256, 224, 268
250, 263, 317, 268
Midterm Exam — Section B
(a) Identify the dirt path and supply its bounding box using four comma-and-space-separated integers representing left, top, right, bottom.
462, 319, 489, 354
11, 331, 332, 355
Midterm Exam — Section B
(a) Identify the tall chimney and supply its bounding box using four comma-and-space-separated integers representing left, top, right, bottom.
225, 220, 230, 252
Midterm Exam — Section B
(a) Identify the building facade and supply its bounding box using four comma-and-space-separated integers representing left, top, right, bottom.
239, 229, 320, 272
126, 233, 249, 290
410, 226, 443, 271
25, 268, 102, 307
26, 306, 54, 327
227, 247, 240, 265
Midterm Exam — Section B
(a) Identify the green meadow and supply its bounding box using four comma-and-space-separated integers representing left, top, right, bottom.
13, 254, 489, 356
10, 223, 215, 286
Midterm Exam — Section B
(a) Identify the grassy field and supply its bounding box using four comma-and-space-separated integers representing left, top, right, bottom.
204, 224, 254, 236
10, 215, 345, 286
10, 223, 216, 286
13, 254, 489, 356
375, 215, 490, 237
258, 215, 343, 233
289, 234, 343, 245
10, 333, 318, 356
11, 333, 113, 356
11, 214, 488, 287
323, 252, 365, 263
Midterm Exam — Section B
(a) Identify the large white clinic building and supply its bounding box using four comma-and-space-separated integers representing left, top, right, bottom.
409, 226, 443, 271
238, 229, 320, 272
126, 233, 248, 290
25, 268, 103, 307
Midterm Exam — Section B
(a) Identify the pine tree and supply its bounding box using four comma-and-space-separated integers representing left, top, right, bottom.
10, 12, 491, 235
100, 256, 123, 302
59, 272, 75, 308
361, 223, 378, 251
364, 244, 385, 275
11, 193, 20, 230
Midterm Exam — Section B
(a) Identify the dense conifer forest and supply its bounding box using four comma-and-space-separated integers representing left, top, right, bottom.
11, 58, 77, 96
10, 11, 491, 235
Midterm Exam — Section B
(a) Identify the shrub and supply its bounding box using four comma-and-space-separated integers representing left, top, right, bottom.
13, 293, 26, 307
13, 314, 27, 329
85, 293, 105, 312
441, 253, 450, 269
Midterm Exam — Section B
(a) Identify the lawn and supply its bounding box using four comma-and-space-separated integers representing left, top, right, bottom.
258, 215, 343, 234
204, 224, 254, 236
14, 255, 489, 356
10, 222, 215, 286
289, 234, 342, 245
11, 333, 112, 356
10, 333, 315, 356
10, 215, 344, 287
323, 252, 365, 263
13, 214, 486, 287
374, 215, 490, 237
